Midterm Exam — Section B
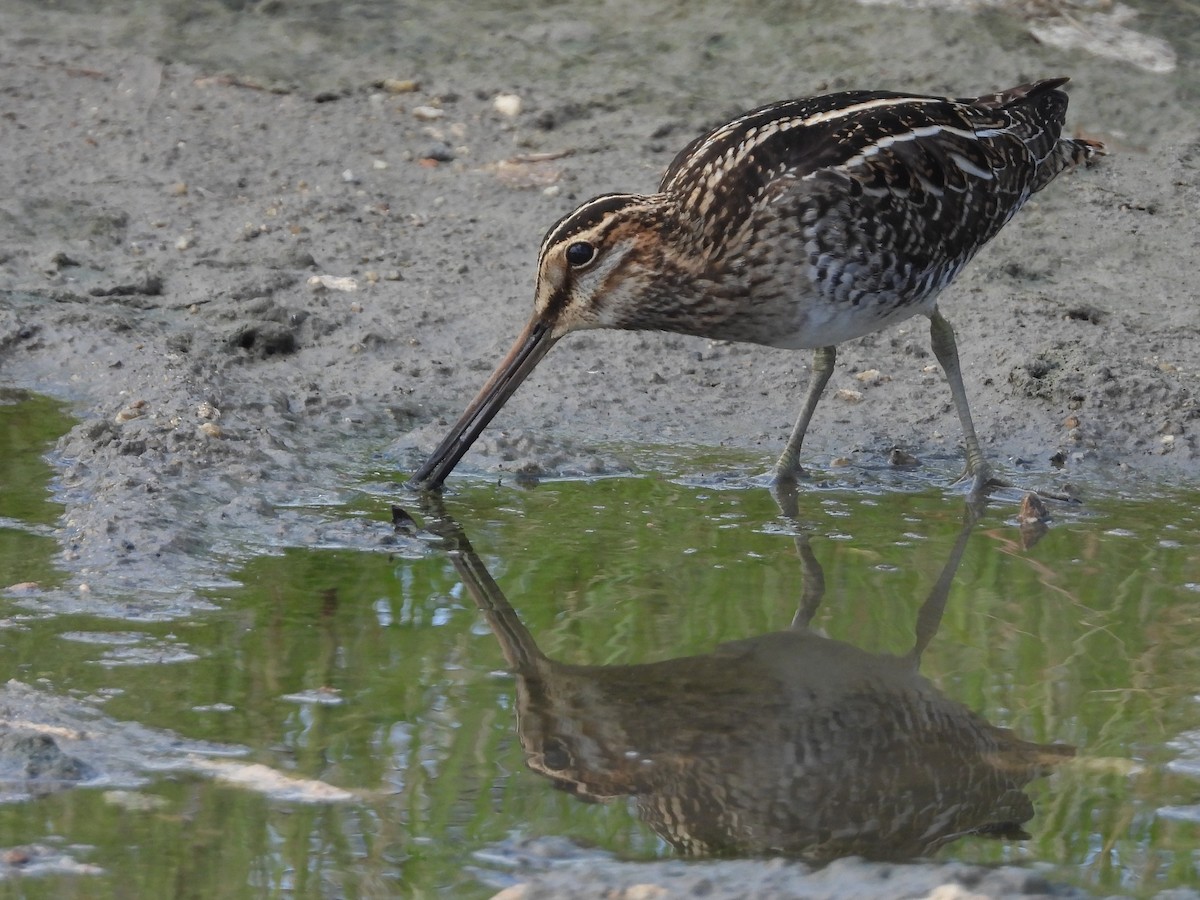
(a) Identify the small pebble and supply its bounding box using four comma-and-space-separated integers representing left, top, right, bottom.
115, 401, 146, 423
421, 142, 455, 162
493, 93, 522, 117
624, 886, 668, 900
286, 249, 317, 269
175, 235, 194, 251
835, 388, 863, 404
1018, 493, 1051, 525
412, 105, 444, 121
199, 422, 222, 439
380, 78, 419, 94
1, 848, 31, 867
855, 368, 890, 385
308, 274, 358, 292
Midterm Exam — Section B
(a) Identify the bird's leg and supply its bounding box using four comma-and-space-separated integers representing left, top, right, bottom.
774, 345, 836, 483
928, 308, 1007, 496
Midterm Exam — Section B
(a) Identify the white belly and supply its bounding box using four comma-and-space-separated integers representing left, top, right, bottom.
766, 290, 940, 350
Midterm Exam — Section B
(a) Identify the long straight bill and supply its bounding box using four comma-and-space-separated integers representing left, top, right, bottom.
410, 318, 558, 490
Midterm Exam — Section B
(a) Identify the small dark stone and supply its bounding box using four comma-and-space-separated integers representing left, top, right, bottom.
421, 142, 455, 162
49, 250, 81, 269
284, 248, 317, 269
1064, 304, 1104, 324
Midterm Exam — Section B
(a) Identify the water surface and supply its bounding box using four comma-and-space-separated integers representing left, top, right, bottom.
2, 392, 1200, 896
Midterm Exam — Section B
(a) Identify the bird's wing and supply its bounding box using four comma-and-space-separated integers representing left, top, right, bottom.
688, 84, 1076, 304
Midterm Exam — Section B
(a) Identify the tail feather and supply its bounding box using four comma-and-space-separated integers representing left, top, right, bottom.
973, 77, 1105, 193
1031, 133, 1105, 193
1066, 136, 1106, 166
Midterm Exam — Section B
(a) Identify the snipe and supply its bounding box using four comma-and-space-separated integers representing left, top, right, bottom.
412, 78, 1101, 493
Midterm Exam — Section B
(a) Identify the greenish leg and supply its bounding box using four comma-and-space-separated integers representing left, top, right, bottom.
775, 344, 837, 482
928, 307, 1006, 495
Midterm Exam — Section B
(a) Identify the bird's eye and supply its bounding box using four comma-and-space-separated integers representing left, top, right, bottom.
565, 241, 595, 268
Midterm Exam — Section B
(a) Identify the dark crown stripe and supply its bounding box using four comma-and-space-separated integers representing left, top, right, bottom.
539, 193, 652, 257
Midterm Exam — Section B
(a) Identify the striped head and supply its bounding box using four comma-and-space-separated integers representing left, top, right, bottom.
532, 192, 691, 336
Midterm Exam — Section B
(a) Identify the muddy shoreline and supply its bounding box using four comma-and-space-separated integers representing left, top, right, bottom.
1, 1, 1198, 896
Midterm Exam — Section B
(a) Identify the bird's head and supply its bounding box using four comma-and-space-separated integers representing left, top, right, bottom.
532, 192, 675, 337
410, 192, 680, 490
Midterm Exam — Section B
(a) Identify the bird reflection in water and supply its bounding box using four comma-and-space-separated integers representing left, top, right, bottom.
410, 498, 1073, 862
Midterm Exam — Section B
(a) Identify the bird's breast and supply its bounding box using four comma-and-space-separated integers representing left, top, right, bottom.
670, 249, 942, 350
692, 286, 938, 350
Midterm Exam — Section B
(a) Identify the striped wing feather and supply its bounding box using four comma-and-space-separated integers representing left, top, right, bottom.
667, 80, 1079, 306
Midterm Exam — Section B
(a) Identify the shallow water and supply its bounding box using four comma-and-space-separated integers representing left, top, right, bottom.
2, 392, 1200, 897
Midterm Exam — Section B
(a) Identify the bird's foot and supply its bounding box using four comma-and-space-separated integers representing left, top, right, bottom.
952, 462, 1010, 500
953, 464, 1083, 506
771, 448, 811, 484
767, 460, 812, 519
